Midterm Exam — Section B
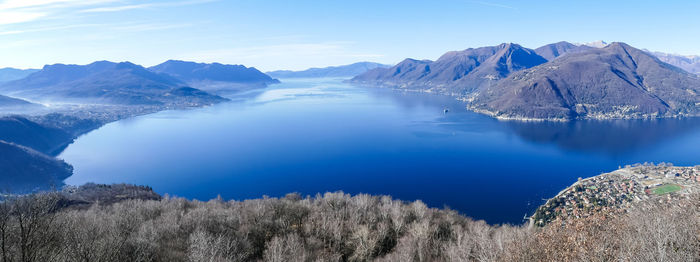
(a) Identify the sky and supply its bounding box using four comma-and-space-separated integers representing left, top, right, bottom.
1, 0, 699, 71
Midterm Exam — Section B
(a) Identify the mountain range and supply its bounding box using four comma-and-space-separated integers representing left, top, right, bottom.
650, 51, 700, 74
0, 61, 227, 106
352, 41, 700, 120
0, 59, 283, 192
470, 42, 700, 120
0, 68, 39, 83
267, 62, 390, 78
1, 44, 698, 191
352, 43, 548, 94
534, 41, 593, 61
149, 60, 279, 92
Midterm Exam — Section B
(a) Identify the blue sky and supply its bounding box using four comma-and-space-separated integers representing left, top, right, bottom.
1, 0, 699, 71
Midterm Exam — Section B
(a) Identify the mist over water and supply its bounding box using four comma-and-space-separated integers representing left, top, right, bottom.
60, 78, 700, 224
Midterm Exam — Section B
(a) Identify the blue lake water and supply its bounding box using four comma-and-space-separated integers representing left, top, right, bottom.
60, 78, 700, 224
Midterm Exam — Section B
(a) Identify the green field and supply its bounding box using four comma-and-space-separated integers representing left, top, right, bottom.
652, 184, 682, 195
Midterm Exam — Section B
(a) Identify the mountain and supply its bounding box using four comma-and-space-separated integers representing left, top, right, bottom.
0, 140, 72, 192
0, 95, 43, 115
650, 52, 700, 74
581, 40, 609, 48
0, 68, 39, 83
353, 41, 700, 120
449, 44, 548, 93
267, 62, 391, 78
0, 116, 74, 156
149, 60, 279, 91
469, 42, 700, 120
0, 94, 35, 107
352, 58, 432, 86
352, 43, 547, 94
0, 61, 226, 106
534, 41, 593, 61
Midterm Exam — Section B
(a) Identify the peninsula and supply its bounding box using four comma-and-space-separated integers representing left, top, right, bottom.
532, 164, 700, 226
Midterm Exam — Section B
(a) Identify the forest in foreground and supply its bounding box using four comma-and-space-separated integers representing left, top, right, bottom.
0, 183, 698, 262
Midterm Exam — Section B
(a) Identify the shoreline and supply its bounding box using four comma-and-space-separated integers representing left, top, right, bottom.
3, 164, 699, 228
348, 81, 699, 122
530, 164, 700, 227
0, 98, 234, 193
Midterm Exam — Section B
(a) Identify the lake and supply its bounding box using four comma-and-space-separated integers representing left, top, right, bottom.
60, 78, 700, 224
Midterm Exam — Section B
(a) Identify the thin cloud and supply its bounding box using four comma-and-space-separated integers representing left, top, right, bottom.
111, 22, 194, 32
0, 0, 118, 25
0, 38, 47, 49
0, 23, 104, 35
0, 0, 119, 11
0, 0, 219, 25
0, 30, 24, 35
79, 0, 219, 13
79, 4, 154, 13
0, 11, 46, 25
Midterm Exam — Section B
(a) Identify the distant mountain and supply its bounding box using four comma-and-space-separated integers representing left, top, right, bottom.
0, 140, 72, 192
351, 43, 547, 94
469, 42, 700, 120
0, 61, 226, 106
149, 60, 279, 91
0, 68, 39, 83
0, 95, 43, 115
650, 51, 700, 74
352, 58, 432, 86
534, 41, 592, 61
267, 62, 391, 78
580, 40, 609, 48
0, 94, 35, 107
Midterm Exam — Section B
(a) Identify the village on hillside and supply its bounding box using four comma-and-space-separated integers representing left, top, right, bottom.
532, 164, 700, 226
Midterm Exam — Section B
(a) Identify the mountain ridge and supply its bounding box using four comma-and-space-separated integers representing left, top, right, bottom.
468, 42, 700, 120
267, 62, 390, 78
0, 94, 36, 108
649, 51, 700, 74
352, 43, 548, 94
149, 60, 279, 93
0, 61, 226, 106
0, 115, 74, 156
0, 140, 73, 191
534, 41, 593, 61
352, 41, 700, 120
0, 68, 40, 83
150, 60, 279, 83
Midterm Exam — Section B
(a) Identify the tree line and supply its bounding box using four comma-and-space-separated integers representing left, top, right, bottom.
0, 188, 698, 261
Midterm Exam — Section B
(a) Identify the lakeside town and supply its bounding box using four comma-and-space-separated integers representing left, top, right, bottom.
532, 163, 700, 227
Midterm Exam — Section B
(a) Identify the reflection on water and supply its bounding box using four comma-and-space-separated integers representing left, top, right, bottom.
505, 118, 700, 155
364, 85, 700, 156
58, 78, 700, 224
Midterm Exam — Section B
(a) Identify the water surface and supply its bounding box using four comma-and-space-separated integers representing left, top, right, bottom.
60, 78, 700, 224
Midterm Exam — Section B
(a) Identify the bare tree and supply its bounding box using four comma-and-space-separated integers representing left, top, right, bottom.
0, 200, 12, 262
11, 193, 62, 262
263, 234, 306, 262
